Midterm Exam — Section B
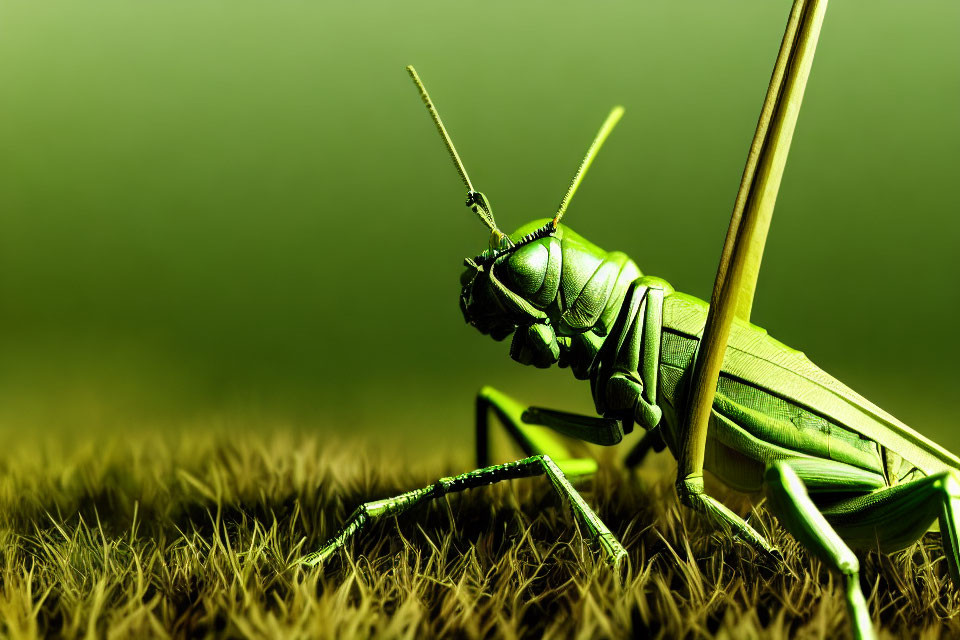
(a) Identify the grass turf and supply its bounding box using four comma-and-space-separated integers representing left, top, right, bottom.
0, 430, 957, 638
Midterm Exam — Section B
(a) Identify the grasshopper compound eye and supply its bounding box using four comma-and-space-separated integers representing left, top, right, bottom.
458, 264, 518, 341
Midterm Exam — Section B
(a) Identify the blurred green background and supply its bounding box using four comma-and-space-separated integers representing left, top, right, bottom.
0, 1, 957, 453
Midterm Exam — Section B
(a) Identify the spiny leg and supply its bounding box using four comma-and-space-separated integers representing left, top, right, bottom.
476, 386, 598, 478
764, 460, 875, 640
820, 470, 960, 584
677, 474, 780, 561
302, 454, 627, 575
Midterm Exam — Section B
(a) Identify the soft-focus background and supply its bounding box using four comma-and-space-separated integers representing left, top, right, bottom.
0, 1, 957, 454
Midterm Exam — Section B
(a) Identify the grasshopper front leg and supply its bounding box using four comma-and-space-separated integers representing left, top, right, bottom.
301, 454, 627, 575
303, 388, 630, 574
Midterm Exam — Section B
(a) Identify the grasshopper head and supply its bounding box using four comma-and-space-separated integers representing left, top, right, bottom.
460, 220, 554, 329
459, 219, 641, 370
403, 66, 624, 365
459, 220, 564, 367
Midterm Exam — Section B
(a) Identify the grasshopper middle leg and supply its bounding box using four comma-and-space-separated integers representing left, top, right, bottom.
302, 454, 627, 574
476, 386, 599, 478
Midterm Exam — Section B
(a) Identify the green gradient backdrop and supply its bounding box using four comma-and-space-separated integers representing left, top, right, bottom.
0, 1, 958, 453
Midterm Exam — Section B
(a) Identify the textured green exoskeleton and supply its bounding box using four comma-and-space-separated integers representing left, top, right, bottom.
305, 3, 959, 638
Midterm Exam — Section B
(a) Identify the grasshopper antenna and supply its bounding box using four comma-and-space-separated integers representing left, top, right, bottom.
552, 106, 624, 230
406, 65, 512, 248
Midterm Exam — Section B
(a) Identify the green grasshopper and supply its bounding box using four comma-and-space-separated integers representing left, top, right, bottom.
304, 1, 960, 637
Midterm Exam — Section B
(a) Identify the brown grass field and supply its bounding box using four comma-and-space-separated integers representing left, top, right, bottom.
0, 429, 958, 639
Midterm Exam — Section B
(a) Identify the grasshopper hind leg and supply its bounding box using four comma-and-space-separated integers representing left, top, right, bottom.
764, 460, 876, 640
763, 461, 960, 640
819, 470, 960, 584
